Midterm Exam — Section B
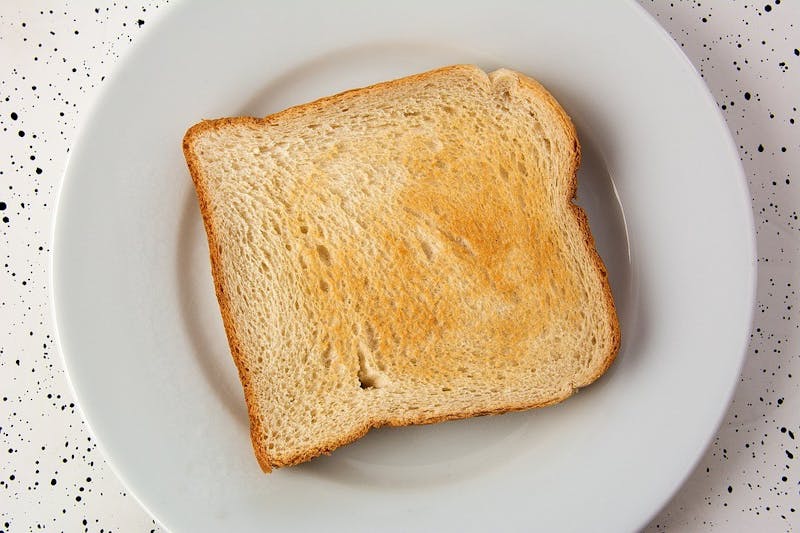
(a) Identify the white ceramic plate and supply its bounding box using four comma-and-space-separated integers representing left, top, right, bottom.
52, 1, 756, 531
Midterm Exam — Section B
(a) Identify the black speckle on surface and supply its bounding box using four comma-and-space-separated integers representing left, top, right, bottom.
0, 2, 797, 532
2, 3, 175, 531
631, 1, 800, 531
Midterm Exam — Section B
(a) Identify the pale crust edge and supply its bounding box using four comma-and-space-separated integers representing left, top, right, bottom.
182, 65, 621, 473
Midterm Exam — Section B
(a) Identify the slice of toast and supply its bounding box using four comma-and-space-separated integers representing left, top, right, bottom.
183, 65, 620, 472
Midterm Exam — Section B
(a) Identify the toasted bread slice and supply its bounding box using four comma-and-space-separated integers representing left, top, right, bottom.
183, 65, 620, 472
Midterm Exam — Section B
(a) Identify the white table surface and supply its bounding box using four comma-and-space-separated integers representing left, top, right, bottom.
1, 1, 797, 531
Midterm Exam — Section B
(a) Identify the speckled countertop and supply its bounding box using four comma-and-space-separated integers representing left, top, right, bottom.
1, 1, 798, 531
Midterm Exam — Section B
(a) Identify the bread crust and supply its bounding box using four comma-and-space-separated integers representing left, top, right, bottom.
183, 65, 620, 472
509, 71, 620, 386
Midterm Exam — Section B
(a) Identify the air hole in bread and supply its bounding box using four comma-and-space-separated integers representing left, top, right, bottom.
419, 238, 434, 261
316, 244, 331, 266
454, 235, 476, 257
357, 374, 378, 389
321, 343, 332, 366
357, 348, 387, 389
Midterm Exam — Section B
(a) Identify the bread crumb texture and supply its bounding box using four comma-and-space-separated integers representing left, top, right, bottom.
183, 65, 619, 471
